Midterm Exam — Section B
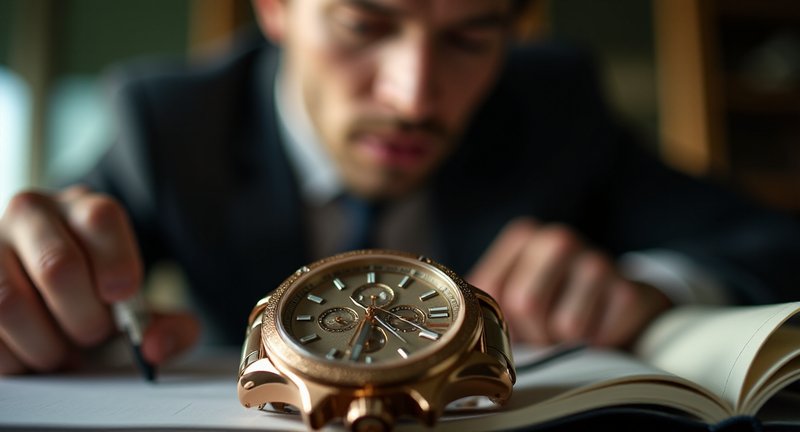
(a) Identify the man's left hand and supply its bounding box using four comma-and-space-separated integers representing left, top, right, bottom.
467, 217, 672, 348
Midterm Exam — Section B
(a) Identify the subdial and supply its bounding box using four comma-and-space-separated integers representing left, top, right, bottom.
318, 307, 358, 332
352, 283, 396, 308
362, 326, 387, 354
387, 305, 426, 332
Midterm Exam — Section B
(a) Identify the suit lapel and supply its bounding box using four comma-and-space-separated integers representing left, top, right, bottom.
227, 47, 309, 295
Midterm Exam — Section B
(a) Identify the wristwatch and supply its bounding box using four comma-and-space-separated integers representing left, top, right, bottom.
237, 249, 515, 431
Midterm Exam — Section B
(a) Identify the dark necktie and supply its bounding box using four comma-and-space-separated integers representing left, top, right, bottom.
339, 194, 383, 252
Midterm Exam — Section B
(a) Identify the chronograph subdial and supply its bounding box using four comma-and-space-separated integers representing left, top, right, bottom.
318, 307, 358, 332
352, 283, 396, 308
387, 305, 425, 332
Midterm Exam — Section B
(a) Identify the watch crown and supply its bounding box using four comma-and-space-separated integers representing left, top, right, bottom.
345, 397, 394, 432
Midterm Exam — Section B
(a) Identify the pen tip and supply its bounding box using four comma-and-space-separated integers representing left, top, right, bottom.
145, 367, 158, 383
133, 345, 158, 383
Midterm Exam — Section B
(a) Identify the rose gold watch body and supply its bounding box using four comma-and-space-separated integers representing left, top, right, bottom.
237, 250, 515, 431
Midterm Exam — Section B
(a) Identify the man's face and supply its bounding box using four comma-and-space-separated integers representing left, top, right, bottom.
264, 0, 512, 199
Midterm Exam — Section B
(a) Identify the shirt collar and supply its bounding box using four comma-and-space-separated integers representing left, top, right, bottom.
274, 59, 344, 206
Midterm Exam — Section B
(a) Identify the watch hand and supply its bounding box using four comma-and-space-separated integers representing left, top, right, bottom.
374, 306, 440, 338
349, 294, 367, 310
373, 313, 407, 344
348, 314, 373, 361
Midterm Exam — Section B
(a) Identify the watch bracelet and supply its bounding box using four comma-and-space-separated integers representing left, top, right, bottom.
474, 290, 516, 382
239, 295, 270, 376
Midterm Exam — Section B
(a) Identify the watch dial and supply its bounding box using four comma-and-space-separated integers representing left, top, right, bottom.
280, 257, 461, 365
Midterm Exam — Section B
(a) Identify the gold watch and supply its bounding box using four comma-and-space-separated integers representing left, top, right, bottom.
237, 249, 515, 431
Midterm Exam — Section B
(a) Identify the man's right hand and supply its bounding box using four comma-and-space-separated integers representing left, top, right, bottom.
0, 186, 199, 374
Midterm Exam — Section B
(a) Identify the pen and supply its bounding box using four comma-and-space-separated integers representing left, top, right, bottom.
112, 292, 157, 382
514, 342, 588, 373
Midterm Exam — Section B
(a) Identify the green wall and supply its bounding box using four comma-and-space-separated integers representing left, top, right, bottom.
0, 0, 190, 73
0, 0, 15, 65
57, 0, 190, 75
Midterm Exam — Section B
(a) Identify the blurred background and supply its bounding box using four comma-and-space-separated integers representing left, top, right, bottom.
1, 0, 799, 218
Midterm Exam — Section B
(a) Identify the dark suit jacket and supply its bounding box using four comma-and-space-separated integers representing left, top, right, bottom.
81, 29, 800, 345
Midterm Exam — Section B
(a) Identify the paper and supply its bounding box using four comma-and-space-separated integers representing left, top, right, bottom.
0, 348, 311, 431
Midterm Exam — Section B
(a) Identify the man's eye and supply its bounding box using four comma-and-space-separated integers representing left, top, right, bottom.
444, 31, 500, 54
331, 8, 392, 45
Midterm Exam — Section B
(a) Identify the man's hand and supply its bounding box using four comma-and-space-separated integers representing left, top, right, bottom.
467, 217, 672, 348
0, 186, 199, 374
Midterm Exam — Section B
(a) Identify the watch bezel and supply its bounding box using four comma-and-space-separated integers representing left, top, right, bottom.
260, 249, 482, 387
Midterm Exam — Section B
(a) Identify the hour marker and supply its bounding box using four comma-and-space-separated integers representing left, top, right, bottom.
428, 323, 451, 329
419, 290, 438, 301
365, 356, 374, 364
300, 334, 319, 344
398, 275, 411, 288
296, 315, 312, 321
419, 329, 440, 341
428, 306, 450, 319
333, 278, 346, 290
325, 348, 340, 360
397, 348, 409, 359
367, 272, 376, 283
307, 294, 325, 304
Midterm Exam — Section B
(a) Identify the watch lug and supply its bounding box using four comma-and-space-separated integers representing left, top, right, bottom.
238, 358, 301, 410
406, 383, 442, 426
239, 359, 344, 430
446, 351, 514, 405
299, 381, 341, 430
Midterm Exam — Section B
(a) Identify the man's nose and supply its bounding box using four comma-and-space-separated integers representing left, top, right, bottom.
374, 36, 437, 121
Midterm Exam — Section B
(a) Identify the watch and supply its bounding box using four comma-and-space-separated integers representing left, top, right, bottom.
237, 249, 515, 431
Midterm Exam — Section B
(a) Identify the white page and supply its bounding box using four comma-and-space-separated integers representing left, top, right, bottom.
0, 348, 313, 431
634, 302, 800, 407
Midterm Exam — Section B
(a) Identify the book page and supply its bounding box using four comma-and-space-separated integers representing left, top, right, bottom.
633, 301, 800, 412
741, 326, 800, 413
421, 346, 731, 431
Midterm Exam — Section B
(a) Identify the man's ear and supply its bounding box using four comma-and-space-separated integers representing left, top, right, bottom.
251, 0, 287, 44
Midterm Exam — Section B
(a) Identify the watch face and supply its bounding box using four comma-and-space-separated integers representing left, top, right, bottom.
274, 252, 467, 367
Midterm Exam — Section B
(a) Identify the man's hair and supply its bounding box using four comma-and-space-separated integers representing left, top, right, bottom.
512, 0, 537, 11
511, 0, 546, 41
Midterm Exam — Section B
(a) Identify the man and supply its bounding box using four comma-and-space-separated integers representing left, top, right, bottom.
1, 0, 799, 374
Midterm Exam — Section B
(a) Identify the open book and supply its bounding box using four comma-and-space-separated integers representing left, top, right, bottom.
424, 301, 800, 431
1, 302, 798, 431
